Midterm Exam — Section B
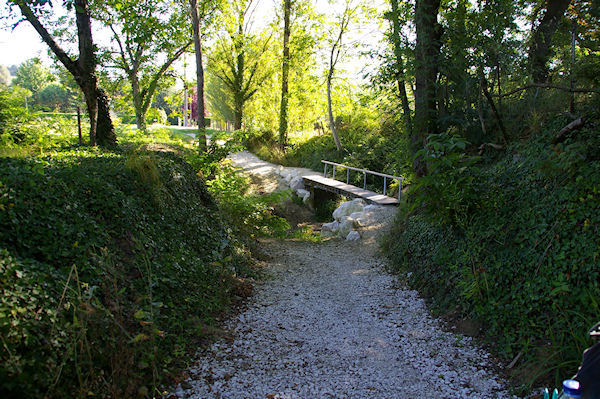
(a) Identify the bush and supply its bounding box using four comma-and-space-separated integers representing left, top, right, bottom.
146, 108, 167, 125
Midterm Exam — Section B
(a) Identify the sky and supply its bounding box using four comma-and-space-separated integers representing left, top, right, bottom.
0, 18, 50, 67
0, 0, 387, 82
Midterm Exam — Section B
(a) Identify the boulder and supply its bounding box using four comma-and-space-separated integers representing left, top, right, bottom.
349, 211, 368, 227
363, 204, 381, 212
280, 169, 291, 180
338, 216, 354, 238
296, 189, 310, 203
346, 230, 361, 241
322, 220, 340, 233
290, 176, 305, 191
332, 200, 364, 221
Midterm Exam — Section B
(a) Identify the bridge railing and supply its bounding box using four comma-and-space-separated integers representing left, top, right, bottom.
322, 160, 403, 199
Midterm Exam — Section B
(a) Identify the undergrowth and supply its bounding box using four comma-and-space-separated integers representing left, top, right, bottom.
385, 113, 600, 391
0, 123, 290, 398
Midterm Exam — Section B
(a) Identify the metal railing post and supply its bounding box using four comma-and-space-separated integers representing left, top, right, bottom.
320, 160, 403, 200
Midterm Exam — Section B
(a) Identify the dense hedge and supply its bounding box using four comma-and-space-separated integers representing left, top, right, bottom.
386, 115, 600, 387
0, 148, 244, 398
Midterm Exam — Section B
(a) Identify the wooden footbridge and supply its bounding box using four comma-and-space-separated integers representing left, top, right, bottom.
302, 161, 403, 206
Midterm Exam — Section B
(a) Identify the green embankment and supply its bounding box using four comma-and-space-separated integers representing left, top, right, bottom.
385, 116, 600, 388
0, 143, 254, 398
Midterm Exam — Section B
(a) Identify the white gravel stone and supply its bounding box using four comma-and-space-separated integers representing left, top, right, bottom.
176, 240, 514, 399
346, 230, 361, 241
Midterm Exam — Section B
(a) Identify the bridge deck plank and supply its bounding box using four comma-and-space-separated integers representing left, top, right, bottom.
302, 175, 399, 206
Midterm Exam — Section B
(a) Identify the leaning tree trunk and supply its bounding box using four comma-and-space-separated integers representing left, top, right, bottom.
16, 0, 116, 147
70, 0, 116, 146
529, 0, 572, 83
96, 89, 116, 147
413, 0, 442, 176
190, 0, 208, 151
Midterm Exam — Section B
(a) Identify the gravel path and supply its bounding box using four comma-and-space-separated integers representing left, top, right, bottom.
174, 152, 514, 399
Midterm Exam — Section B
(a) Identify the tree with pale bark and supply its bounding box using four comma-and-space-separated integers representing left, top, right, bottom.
95, 0, 192, 131
323, 0, 364, 152
209, 0, 272, 131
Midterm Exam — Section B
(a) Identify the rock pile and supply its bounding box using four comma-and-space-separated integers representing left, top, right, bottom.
321, 199, 388, 241
276, 166, 311, 203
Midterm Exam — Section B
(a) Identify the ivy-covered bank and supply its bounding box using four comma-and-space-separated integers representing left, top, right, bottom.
0, 130, 287, 398
385, 115, 600, 389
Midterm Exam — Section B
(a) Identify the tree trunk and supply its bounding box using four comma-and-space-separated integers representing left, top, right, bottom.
234, 92, 244, 131
96, 88, 116, 147
234, 15, 245, 131
327, 70, 343, 152
389, 0, 413, 137
529, 0, 571, 83
15, 0, 116, 147
190, 0, 207, 151
413, 0, 442, 176
131, 74, 147, 130
279, 0, 292, 151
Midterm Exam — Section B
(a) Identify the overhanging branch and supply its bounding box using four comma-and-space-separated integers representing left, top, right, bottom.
494, 83, 600, 97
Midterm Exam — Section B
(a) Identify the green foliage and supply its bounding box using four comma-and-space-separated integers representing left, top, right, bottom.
145, 108, 168, 125
246, 108, 412, 195
205, 161, 291, 240
13, 58, 53, 96
37, 83, 76, 112
0, 99, 79, 154
0, 85, 31, 136
0, 251, 64, 398
314, 198, 340, 222
0, 143, 251, 397
386, 115, 600, 388
409, 131, 480, 226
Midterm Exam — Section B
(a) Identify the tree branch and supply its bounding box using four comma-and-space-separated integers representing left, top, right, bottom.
109, 23, 131, 74
495, 83, 600, 97
141, 40, 193, 113
551, 117, 585, 144
13, 0, 79, 77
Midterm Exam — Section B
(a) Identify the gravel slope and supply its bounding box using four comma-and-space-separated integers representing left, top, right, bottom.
173, 152, 514, 398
